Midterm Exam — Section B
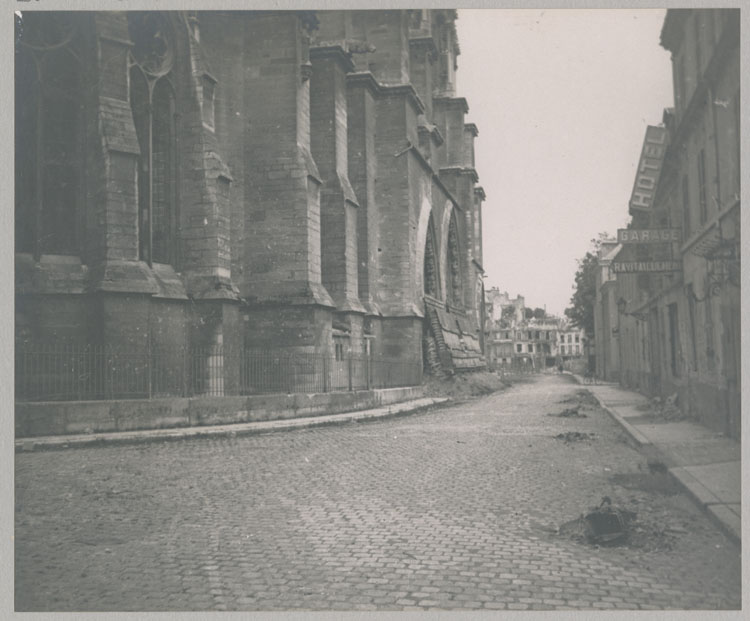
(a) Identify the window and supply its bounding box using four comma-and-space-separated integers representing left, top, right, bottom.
561, 345, 566, 355
201, 75, 216, 130
528, 344, 533, 353
705, 298, 715, 372
575, 334, 580, 343
575, 345, 580, 354
335, 342, 345, 361
15, 13, 83, 256
128, 13, 178, 266
682, 176, 691, 238
674, 54, 686, 112
446, 213, 462, 306
545, 331, 550, 340
423, 215, 439, 297
535, 331, 540, 340
567, 334, 572, 343
687, 286, 698, 371
668, 303, 680, 377
698, 149, 707, 225
516, 344, 522, 353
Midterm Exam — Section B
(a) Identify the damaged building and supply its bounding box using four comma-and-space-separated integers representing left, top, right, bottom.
15, 9, 486, 401
594, 9, 740, 438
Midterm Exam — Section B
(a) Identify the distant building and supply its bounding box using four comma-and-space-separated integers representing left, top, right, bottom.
484, 289, 584, 369
483, 289, 524, 366
485, 288, 525, 324
557, 325, 587, 360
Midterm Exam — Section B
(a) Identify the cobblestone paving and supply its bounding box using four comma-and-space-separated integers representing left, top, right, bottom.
15, 373, 741, 611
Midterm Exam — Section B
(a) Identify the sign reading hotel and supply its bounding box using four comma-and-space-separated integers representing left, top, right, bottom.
611, 260, 682, 274
617, 228, 682, 244
629, 125, 668, 213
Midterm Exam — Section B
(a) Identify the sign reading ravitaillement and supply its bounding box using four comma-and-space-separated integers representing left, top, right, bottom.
611, 260, 682, 273
617, 228, 682, 244
629, 125, 668, 213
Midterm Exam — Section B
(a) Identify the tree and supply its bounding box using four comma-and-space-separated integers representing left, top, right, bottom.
523, 307, 534, 320
565, 234, 610, 336
532, 307, 546, 320
500, 305, 516, 325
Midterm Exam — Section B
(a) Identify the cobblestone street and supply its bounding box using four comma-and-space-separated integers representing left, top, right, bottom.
15, 373, 741, 611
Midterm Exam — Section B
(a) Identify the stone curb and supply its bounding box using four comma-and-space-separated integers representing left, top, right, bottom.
598, 404, 653, 447
15, 397, 451, 453
572, 374, 741, 546
669, 466, 741, 546
570, 374, 651, 447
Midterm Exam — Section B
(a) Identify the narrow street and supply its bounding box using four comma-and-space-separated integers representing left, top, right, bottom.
15, 373, 740, 611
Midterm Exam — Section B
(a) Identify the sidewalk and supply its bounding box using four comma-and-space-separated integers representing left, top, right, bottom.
15, 396, 449, 452
571, 373, 741, 545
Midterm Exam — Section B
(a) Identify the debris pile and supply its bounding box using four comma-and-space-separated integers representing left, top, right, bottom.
423, 370, 510, 398
558, 496, 637, 546
554, 389, 598, 414
638, 392, 686, 421
655, 393, 683, 419
582, 497, 637, 544
554, 431, 595, 443
547, 405, 587, 418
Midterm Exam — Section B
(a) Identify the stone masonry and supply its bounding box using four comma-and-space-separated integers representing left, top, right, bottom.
15, 9, 486, 390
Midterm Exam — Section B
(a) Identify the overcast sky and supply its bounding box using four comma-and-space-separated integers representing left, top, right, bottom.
456, 9, 674, 316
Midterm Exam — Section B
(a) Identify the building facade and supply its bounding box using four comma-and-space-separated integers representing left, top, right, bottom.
557, 325, 586, 360
15, 10, 486, 399
485, 288, 525, 324
484, 289, 523, 366
484, 288, 584, 369
594, 9, 740, 437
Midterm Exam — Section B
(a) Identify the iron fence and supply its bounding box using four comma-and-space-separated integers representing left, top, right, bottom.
15, 343, 423, 402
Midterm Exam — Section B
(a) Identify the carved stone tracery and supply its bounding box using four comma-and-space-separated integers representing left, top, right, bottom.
447, 215, 462, 306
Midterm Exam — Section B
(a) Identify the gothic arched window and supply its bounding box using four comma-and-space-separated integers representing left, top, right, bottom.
128, 12, 177, 266
447, 212, 462, 306
15, 12, 83, 257
423, 215, 439, 298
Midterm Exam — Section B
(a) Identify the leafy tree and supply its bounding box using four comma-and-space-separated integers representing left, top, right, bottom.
565, 234, 610, 336
532, 307, 546, 320
523, 307, 534, 320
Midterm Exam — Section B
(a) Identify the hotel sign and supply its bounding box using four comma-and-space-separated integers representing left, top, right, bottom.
611, 260, 682, 274
617, 228, 681, 244
629, 125, 668, 213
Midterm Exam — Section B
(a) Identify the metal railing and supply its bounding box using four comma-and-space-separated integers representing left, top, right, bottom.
15, 343, 423, 402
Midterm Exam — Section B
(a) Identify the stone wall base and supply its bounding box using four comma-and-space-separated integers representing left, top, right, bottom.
16, 386, 424, 438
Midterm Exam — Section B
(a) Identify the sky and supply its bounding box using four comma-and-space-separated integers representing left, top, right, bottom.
456, 9, 675, 317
